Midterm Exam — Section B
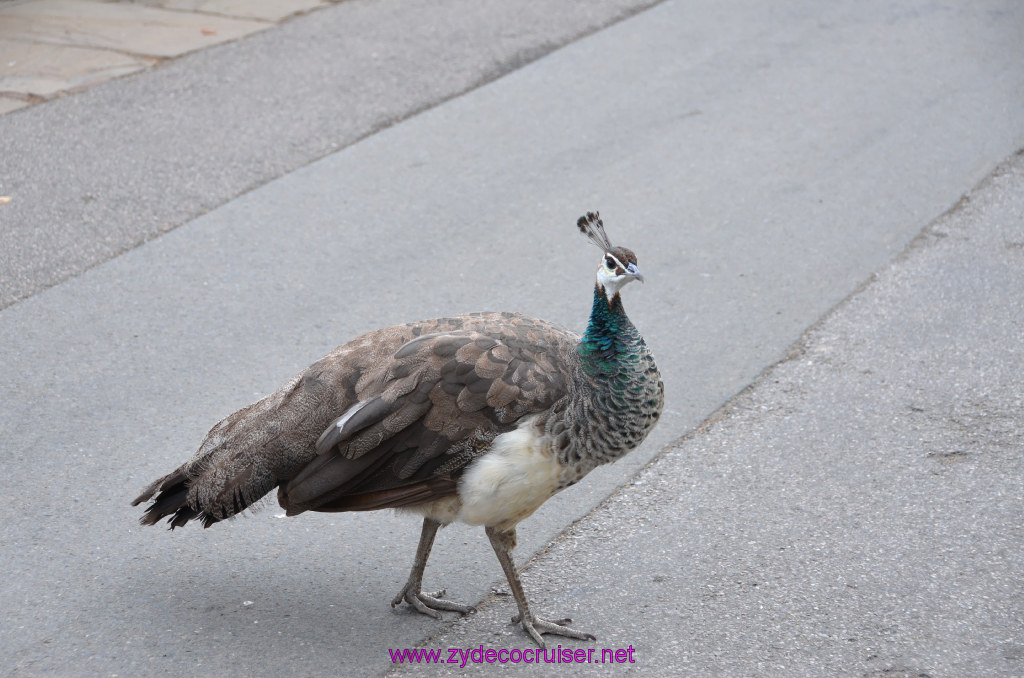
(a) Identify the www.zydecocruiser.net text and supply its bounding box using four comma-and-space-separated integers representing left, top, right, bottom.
389, 645, 638, 666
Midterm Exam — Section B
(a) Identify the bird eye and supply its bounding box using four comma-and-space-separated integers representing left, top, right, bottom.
605, 256, 616, 269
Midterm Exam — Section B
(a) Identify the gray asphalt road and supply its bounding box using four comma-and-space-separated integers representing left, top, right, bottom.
388, 151, 1024, 678
1, 1, 1023, 676
0, 0, 662, 309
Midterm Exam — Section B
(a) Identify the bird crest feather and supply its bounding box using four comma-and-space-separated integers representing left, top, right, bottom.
577, 211, 613, 251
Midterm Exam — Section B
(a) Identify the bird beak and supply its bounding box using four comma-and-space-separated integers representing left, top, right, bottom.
626, 263, 645, 284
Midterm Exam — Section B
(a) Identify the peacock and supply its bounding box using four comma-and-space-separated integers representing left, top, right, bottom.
132, 211, 664, 647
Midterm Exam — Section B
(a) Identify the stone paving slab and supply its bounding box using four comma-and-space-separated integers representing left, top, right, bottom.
0, 0, 328, 105
0, 0, 271, 57
138, 0, 328, 22
0, 96, 31, 113
0, 37, 152, 97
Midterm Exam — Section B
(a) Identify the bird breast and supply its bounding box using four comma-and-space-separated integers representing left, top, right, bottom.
454, 416, 562, 532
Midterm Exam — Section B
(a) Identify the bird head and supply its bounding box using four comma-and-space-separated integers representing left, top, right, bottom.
577, 211, 644, 300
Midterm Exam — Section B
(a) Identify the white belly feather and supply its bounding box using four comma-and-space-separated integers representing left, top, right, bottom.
406, 417, 562, 531
456, 421, 561, 531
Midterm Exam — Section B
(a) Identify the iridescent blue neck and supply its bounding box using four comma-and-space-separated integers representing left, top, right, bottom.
578, 284, 637, 375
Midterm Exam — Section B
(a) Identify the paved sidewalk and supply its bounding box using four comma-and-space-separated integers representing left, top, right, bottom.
0, 0, 330, 113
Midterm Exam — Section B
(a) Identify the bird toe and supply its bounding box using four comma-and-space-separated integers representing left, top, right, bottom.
392, 583, 475, 618
517, 613, 596, 648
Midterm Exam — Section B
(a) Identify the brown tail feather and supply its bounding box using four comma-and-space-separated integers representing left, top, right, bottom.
132, 469, 221, 529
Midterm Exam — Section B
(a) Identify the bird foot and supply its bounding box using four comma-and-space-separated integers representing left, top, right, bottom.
511, 612, 596, 648
391, 584, 476, 619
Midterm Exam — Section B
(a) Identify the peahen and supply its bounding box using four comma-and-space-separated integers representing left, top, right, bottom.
133, 211, 664, 647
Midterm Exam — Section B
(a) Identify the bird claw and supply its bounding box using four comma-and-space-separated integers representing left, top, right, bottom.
391, 585, 476, 618
512, 613, 596, 648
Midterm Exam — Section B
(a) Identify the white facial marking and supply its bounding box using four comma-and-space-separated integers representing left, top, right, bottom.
597, 252, 641, 298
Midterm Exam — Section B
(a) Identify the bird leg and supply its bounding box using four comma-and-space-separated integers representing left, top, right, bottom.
392, 517, 476, 617
484, 525, 596, 648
